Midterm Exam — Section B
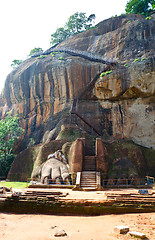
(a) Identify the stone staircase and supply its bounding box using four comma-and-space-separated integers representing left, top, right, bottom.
82, 156, 96, 171
75, 138, 101, 190
80, 141, 97, 189
80, 171, 97, 189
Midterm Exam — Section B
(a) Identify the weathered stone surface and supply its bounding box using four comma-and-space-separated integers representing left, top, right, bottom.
105, 140, 147, 178
56, 14, 155, 62
0, 14, 154, 149
68, 138, 84, 173
7, 146, 40, 181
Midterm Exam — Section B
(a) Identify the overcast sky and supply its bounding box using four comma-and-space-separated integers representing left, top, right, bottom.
0, 0, 128, 93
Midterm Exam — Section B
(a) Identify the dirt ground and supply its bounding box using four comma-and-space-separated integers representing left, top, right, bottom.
0, 212, 155, 240
0, 188, 155, 240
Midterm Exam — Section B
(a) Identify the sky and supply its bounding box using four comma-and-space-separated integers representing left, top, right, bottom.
0, 0, 128, 93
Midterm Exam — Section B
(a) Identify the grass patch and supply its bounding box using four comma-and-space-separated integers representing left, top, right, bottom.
0, 181, 28, 189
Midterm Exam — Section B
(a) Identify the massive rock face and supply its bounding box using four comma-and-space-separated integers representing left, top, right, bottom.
1, 55, 104, 144
0, 14, 155, 180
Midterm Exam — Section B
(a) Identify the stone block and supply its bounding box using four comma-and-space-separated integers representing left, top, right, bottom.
54, 229, 67, 237
114, 225, 129, 234
129, 231, 146, 239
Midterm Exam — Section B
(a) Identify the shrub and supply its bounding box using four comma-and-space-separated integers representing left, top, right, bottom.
145, 17, 151, 20
37, 55, 47, 59
133, 59, 140, 62
141, 57, 146, 61
124, 63, 128, 66
100, 70, 113, 77
106, 70, 113, 75
59, 57, 65, 60
100, 72, 106, 77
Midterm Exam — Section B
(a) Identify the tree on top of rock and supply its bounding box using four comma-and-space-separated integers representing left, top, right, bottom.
125, 0, 155, 15
29, 47, 43, 56
50, 12, 95, 46
11, 59, 23, 69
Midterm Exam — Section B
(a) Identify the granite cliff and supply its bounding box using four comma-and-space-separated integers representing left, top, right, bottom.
0, 14, 155, 180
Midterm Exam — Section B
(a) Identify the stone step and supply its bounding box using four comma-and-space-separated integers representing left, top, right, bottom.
82, 171, 96, 174
84, 159, 96, 161
81, 181, 96, 184
81, 182, 96, 186
80, 187, 96, 190
84, 157, 96, 161
81, 176, 96, 179
80, 185, 96, 189
83, 168, 96, 171
81, 173, 96, 177
81, 181, 96, 185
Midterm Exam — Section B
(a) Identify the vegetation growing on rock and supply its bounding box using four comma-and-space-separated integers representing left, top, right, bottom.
0, 116, 24, 178
50, 12, 96, 45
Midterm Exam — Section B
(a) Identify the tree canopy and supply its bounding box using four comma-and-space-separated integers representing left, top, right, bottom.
125, 0, 155, 15
29, 47, 43, 56
50, 12, 95, 46
11, 59, 23, 69
0, 115, 24, 178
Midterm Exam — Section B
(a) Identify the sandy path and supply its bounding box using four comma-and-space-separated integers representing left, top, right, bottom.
0, 212, 155, 240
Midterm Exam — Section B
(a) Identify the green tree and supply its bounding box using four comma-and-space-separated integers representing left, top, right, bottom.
0, 116, 24, 178
50, 27, 70, 45
29, 47, 43, 56
11, 59, 23, 69
125, 0, 155, 15
50, 12, 95, 46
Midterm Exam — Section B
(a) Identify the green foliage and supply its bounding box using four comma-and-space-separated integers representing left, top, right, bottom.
125, 0, 155, 15
141, 57, 146, 60
29, 47, 43, 56
59, 56, 65, 60
50, 27, 70, 45
11, 59, 23, 69
127, 20, 131, 23
37, 55, 47, 59
124, 63, 128, 66
0, 116, 24, 178
133, 58, 140, 62
145, 16, 152, 19
28, 138, 35, 147
100, 72, 106, 77
106, 70, 113, 75
50, 12, 96, 46
100, 70, 113, 77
